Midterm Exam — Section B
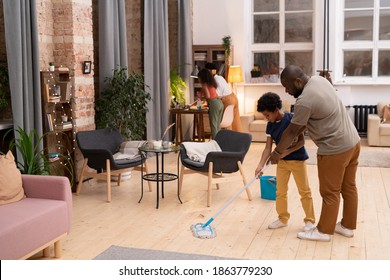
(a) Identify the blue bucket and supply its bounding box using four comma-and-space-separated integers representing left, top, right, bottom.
260, 175, 277, 200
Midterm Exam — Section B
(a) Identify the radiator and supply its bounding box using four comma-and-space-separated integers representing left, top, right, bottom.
353, 105, 377, 135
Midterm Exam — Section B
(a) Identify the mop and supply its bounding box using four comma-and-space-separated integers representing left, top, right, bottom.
191, 163, 271, 239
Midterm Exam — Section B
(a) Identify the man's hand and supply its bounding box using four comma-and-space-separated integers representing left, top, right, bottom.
269, 150, 282, 164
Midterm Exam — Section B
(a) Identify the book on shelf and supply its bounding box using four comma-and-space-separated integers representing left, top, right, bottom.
56, 66, 69, 72
46, 113, 53, 131
45, 84, 50, 102
49, 96, 61, 102
61, 121, 73, 130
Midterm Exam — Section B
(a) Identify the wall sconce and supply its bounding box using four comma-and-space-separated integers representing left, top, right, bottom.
227, 65, 244, 94
190, 65, 199, 78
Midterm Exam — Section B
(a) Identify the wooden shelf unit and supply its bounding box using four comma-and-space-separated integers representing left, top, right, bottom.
40, 69, 75, 187
192, 44, 233, 100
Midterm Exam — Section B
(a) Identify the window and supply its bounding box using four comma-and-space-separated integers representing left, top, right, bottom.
340, 0, 390, 81
251, 0, 314, 80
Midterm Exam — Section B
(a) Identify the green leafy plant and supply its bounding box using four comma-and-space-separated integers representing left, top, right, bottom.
4, 127, 74, 183
0, 63, 9, 111
95, 67, 151, 140
222, 35, 232, 60
170, 67, 187, 107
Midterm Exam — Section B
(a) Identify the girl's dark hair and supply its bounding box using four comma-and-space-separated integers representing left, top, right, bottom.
198, 68, 218, 88
257, 92, 282, 112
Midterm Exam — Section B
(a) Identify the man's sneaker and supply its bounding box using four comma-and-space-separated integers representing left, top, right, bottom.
303, 221, 316, 231
268, 219, 288, 229
297, 227, 331, 242
335, 222, 354, 237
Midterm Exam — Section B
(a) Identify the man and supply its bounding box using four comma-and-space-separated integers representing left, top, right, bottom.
205, 63, 242, 131
269, 65, 360, 242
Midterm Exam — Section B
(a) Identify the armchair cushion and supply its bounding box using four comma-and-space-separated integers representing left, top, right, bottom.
378, 102, 388, 119
381, 104, 390, 123
0, 151, 24, 205
181, 140, 221, 162
113, 140, 146, 163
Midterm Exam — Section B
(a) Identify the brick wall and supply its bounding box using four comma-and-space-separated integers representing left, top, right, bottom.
37, 0, 95, 175
1, 0, 180, 175
38, 0, 95, 132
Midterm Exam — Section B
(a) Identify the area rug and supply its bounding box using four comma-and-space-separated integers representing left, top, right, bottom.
305, 148, 390, 168
94, 245, 237, 260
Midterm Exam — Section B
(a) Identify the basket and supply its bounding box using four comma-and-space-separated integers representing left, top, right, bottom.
260, 175, 276, 200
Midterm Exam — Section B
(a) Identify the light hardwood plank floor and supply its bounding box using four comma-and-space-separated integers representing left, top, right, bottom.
34, 139, 390, 260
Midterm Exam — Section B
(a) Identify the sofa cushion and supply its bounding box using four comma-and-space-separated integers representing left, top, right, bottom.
0, 151, 24, 205
379, 124, 390, 136
249, 119, 268, 132
0, 197, 68, 260
253, 102, 265, 120
378, 102, 389, 119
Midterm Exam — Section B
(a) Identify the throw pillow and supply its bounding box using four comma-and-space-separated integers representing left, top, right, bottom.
253, 102, 264, 120
0, 151, 25, 205
382, 104, 390, 124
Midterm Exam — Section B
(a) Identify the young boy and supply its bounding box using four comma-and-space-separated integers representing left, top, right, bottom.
255, 92, 315, 231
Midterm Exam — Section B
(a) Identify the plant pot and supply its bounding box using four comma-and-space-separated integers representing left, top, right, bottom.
251, 71, 261, 78
111, 172, 132, 182
49, 65, 55, 72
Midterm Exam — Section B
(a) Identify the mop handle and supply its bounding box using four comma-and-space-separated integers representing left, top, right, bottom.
202, 163, 271, 228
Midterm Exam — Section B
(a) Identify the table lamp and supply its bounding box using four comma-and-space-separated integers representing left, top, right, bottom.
227, 65, 244, 94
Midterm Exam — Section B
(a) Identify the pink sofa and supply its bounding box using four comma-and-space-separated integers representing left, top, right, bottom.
0, 175, 72, 260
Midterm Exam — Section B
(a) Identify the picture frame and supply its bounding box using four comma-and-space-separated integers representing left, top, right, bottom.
83, 61, 92, 74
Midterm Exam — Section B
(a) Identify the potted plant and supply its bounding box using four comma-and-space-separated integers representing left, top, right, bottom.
251, 64, 262, 78
5, 127, 74, 183
169, 67, 187, 108
95, 67, 151, 140
49, 62, 55, 72
222, 35, 232, 65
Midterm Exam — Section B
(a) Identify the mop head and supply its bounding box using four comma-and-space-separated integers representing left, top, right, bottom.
191, 223, 216, 239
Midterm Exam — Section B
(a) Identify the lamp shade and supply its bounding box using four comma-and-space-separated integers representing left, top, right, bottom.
227, 65, 244, 83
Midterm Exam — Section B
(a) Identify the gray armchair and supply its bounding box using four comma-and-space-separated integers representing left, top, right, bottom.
179, 130, 253, 206
76, 128, 150, 202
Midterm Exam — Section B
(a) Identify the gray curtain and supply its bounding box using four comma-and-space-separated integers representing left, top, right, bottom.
144, 0, 170, 141
178, 0, 192, 103
98, 0, 128, 92
3, 0, 42, 142
177, 0, 193, 140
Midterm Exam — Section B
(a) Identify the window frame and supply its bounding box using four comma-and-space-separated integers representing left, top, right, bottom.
334, 0, 390, 85
249, 0, 316, 80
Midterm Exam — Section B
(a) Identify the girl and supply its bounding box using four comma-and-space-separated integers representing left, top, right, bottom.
197, 68, 224, 139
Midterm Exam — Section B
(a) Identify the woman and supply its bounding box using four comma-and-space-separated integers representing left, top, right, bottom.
197, 68, 224, 139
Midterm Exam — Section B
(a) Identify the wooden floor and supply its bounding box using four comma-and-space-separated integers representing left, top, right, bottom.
38, 139, 390, 260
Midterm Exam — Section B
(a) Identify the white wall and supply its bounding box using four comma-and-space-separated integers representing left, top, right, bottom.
192, 0, 390, 107
193, 0, 247, 69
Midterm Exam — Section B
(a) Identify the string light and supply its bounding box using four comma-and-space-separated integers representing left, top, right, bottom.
42, 67, 76, 175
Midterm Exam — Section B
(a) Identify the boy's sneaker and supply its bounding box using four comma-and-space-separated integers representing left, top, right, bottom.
268, 219, 288, 229
335, 222, 354, 237
303, 221, 316, 231
297, 228, 331, 242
